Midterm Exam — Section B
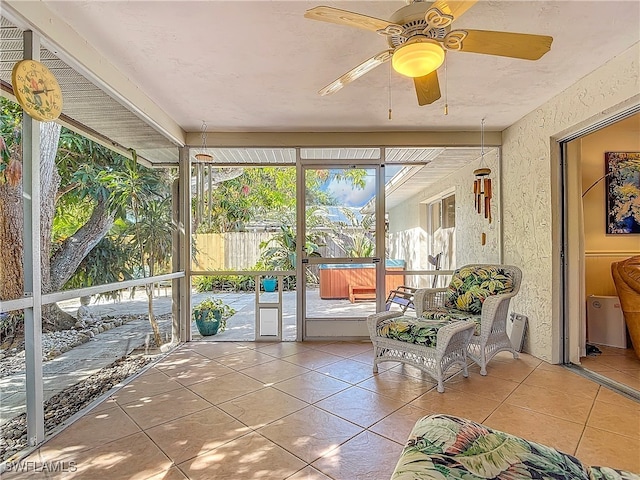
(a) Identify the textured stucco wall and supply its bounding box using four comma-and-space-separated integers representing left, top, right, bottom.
501, 43, 640, 362
388, 148, 501, 271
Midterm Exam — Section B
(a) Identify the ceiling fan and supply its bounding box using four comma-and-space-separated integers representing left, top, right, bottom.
305, 0, 553, 106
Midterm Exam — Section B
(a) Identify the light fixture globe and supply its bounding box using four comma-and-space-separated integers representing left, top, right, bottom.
392, 38, 445, 78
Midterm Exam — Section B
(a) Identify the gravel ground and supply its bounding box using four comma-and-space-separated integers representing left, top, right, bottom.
0, 313, 173, 463
0, 315, 143, 379
0, 354, 152, 462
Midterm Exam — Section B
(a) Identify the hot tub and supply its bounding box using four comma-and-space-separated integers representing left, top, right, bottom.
318, 259, 405, 300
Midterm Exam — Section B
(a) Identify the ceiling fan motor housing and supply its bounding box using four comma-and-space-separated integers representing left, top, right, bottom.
388, 2, 450, 48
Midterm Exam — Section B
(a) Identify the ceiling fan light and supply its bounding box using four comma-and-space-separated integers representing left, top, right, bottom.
392, 39, 445, 78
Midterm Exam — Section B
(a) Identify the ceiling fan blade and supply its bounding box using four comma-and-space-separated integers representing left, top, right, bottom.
318, 50, 393, 96
413, 71, 441, 106
448, 29, 553, 60
429, 1, 478, 21
305, 6, 402, 34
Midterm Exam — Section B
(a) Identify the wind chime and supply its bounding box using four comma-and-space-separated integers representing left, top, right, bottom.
194, 121, 213, 228
473, 118, 492, 223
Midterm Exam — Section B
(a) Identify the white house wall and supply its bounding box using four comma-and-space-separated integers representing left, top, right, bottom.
387, 149, 501, 284
502, 42, 640, 363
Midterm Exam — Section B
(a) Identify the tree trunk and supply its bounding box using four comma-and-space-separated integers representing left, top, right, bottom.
0, 160, 24, 301
145, 284, 162, 347
49, 197, 115, 292
39, 122, 61, 297
1, 121, 114, 332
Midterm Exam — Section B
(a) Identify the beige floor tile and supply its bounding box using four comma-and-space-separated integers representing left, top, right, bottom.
369, 404, 432, 444
410, 388, 501, 424
39, 406, 140, 455
217, 386, 307, 429
216, 349, 278, 370
315, 386, 406, 428
154, 352, 207, 371
110, 370, 183, 404
315, 358, 376, 384
255, 342, 314, 358
286, 466, 333, 480
522, 368, 600, 399
258, 405, 363, 463
493, 351, 541, 367
483, 403, 584, 455
312, 430, 403, 480
446, 372, 520, 402
273, 371, 351, 403
145, 466, 188, 480
184, 341, 255, 359
121, 387, 212, 429
602, 370, 640, 390
505, 383, 595, 424
536, 361, 565, 372
145, 406, 250, 464
88, 397, 118, 414
471, 356, 537, 382
239, 358, 310, 384
595, 386, 640, 408
283, 350, 345, 370
12, 340, 639, 480
580, 356, 619, 373
188, 371, 266, 405
309, 341, 372, 358
597, 354, 640, 371
357, 369, 436, 402
576, 426, 640, 473
169, 360, 236, 387
587, 399, 640, 439
69, 431, 172, 480
349, 349, 376, 364
177, 431, 306, 480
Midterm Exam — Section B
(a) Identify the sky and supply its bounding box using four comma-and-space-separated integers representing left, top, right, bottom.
321, 166, 402, 208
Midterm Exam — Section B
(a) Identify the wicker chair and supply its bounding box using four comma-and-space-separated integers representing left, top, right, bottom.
367, 264, 523, 392
415, 264, 523, 375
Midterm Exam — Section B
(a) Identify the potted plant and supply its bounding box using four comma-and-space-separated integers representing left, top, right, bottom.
262, 276, 278, 292
192, 298, 235, 336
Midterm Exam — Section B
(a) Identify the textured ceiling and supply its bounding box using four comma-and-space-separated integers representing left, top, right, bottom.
1, 1, 638, 172
38, 0, 640, 133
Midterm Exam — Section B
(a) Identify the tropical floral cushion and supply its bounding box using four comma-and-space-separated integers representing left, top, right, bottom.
445, 266, 515, 314
376, 316, 452, 348
392, 414, 592, 480
589, 466, 640, 480
421, 307, 481, 335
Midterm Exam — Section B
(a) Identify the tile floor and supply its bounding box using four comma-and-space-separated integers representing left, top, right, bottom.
4, 341, 639, 479
580, 344, 640, 392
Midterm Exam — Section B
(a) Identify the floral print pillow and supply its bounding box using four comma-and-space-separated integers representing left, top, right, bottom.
445, 266, 515, 314
392, 414, 593, 480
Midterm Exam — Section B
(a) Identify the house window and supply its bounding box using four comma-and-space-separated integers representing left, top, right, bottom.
442, 194, 455, 229
429, 194, 455, 234
428, 193, 455, 265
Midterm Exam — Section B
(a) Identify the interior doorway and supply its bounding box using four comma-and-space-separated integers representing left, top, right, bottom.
562, 111, 640, 395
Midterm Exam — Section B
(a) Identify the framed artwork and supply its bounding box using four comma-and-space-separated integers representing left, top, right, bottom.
605, 152, 640, 234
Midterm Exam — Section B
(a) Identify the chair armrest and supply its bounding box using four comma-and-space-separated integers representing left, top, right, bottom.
479, 293, 516, 336
367, 311, 403, 339
414, 288, 448, 316
435, 321, 475, 354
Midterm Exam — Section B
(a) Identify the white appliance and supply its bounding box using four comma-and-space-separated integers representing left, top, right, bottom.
586, 295, 627, 349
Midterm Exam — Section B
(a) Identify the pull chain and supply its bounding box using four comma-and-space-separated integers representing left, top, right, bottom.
388, 62, 393, 120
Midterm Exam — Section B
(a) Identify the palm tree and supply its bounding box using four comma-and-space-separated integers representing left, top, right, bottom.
101, 152, 173, 346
